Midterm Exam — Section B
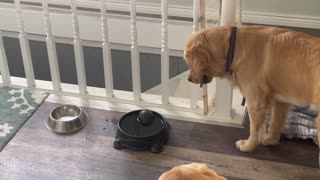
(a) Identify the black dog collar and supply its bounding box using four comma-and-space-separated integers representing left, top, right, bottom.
225, 26, 237, 74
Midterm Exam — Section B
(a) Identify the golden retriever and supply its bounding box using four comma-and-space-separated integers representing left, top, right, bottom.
158, 163, 226, 180
184, 25, 320, 152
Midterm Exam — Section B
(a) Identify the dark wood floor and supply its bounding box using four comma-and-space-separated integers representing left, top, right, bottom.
0, 102, 320, 180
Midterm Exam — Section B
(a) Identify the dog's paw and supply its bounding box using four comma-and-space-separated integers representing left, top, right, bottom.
261, 133, 280, 146
235, 139, 256, 152
236, 139, 246, 149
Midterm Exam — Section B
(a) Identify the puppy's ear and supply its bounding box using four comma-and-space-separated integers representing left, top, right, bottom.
196, 164, 228, 180
158, 171, 181, 180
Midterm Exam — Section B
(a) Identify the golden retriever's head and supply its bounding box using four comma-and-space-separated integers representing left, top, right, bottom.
158, 163, 226, 180
184, 27, 230, 86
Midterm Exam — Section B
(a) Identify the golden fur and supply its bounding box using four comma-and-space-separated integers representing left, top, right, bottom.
184, 25, 320, 152
158, 163, 226, 180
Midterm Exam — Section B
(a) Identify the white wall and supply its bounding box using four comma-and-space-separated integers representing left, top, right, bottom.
135, 0, 320, 17
242, 0, 320, 17
127, 0, 320, 29
137, 0, 193, 6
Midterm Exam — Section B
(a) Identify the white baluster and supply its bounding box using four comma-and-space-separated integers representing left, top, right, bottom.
43, 0, 61, 91
70, 0, 87, 94
236, 0, 242, 25
215, 0, 236, 119
189, 0, 200, 109
199, 0, 209, 115
161, 0, 169, 105
100, 0, 114, 98
193, 0, 200, 33
14, 0, 35, 88
0, 31, 11, 85
130, 0, 141, 101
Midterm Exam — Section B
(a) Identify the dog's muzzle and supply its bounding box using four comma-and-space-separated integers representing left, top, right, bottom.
200, 75, 209, 88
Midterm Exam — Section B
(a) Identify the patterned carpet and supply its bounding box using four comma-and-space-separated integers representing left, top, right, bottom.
0, 86, 47, 151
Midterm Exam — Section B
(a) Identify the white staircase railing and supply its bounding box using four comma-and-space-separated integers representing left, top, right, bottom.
0, 0, 244, 123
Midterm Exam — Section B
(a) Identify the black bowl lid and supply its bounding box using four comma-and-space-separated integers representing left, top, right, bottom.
118, 110, 165, 138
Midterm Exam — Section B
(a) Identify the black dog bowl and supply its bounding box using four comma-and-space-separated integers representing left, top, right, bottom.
113, 109, 170, 153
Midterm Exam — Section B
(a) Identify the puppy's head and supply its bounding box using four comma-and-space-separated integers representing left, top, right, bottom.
184, 27, 230, 86
158, 163, 226, 180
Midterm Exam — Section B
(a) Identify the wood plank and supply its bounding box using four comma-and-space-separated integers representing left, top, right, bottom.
1, 102, 319, 180
14, 102, 320, 168
0, 128, 168, 180
4, 127, 320, 180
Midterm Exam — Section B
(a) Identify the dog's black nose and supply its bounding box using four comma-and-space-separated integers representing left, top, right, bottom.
202, 75, 209, 84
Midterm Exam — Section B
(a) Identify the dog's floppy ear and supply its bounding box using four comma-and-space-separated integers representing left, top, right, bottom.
186, 31, 209, 51
185, 31, 213, 67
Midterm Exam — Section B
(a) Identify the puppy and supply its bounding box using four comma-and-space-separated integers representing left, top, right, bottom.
184, 25, 320, 152
158, 163, 226, 180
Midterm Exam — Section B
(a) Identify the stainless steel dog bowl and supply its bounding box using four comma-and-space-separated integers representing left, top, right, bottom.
46, 105, 88, 133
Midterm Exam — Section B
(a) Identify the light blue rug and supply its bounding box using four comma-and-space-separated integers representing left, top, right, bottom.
0, 86, 48, 151
266, 106, 318, 145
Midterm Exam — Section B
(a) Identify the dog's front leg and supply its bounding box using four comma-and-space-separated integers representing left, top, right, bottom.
236, 99, 268, 152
